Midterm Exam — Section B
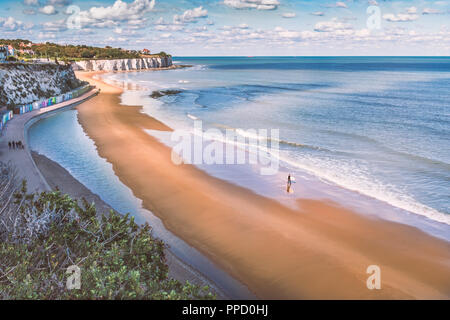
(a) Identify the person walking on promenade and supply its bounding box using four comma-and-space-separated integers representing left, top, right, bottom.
8, 141, 11, 149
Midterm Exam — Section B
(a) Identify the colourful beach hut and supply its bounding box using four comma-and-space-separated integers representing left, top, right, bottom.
1, 110, 13, 129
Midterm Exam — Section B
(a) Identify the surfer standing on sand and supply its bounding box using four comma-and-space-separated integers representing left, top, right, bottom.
287, 174, 292, 193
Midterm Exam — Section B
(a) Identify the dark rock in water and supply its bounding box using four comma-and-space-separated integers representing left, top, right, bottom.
176, 64, 193, 69
150, 91, 164, 98
150, 90, 182, 99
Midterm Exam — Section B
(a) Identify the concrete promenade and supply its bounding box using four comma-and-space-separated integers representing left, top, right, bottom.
0, 88, 99, 192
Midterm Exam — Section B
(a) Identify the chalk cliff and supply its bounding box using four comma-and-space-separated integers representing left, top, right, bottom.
73, 56, 173, 71
0, 64, 83, 109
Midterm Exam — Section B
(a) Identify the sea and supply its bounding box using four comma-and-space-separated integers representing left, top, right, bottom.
29, 57, 450, 241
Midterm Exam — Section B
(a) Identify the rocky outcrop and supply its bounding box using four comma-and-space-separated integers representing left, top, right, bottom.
0, 63, 83, 109
73, 56, 173, 71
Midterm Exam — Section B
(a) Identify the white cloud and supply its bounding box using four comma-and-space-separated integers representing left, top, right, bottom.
0, 16, 33, 31
47, 0, 73, 6
155, 24, 184, 31
354, 28, 371, 37
127, 19, 147, 27
422, 8, 442, 15
107, 36, 127, 42
224, 0, 280, 11
173, 6, 208, 24
112, 27, 137, 36
326, 2, 348, 9
239, 23, 249, 29
137, 18, 450, 54
77, 28, 95, 35
406, 7, 417, 14
196, 26, 208, 31
38, 32, 56, 39
368, 0, 378, 5
311, 11, 325, 16
314, 18, 353, 32
23, 0, 39, 6
383, 13, 418, 22
276, 28, 301, 39
282, 12, 296, 18
23, 9, 37, 15
39, 5, 58, 15
154, 17, 168, 25
75, 0, 155, 28
41, 19, 67, 31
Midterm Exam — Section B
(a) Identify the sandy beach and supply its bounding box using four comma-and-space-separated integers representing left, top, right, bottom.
75, 70, 450, 299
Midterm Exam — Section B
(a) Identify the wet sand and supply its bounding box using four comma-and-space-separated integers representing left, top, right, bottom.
75, 71, 450, 299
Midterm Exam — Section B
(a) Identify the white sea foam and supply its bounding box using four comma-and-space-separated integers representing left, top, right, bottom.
140, 93, 450, 226
231, 129, 450, 225
276, 153, 450, 225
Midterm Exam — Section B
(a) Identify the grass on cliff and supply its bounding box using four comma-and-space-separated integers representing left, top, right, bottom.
0, 162, 214, 300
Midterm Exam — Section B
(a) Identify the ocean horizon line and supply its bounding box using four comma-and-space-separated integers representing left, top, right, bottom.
172, 55, 450, 58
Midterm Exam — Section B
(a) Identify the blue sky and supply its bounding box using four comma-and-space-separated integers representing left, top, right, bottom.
0, 0, 449, 55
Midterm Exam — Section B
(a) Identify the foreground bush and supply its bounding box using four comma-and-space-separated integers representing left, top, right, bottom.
0, 164, 214, 300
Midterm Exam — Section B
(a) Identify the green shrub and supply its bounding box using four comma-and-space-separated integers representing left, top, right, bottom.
0, 178, 214, 300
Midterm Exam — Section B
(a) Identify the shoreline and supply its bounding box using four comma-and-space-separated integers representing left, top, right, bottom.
73, 70, 450, 299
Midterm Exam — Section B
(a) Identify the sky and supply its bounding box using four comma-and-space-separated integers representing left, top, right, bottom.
0, 0, 449, 56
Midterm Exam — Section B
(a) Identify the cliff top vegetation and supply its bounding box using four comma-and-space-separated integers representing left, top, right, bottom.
0, 39, 171, 61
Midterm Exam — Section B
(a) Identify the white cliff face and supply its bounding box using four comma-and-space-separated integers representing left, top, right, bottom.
73, 56, 173, 71
0, 64, 82, 108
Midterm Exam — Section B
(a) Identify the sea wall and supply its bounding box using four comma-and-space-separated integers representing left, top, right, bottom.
73, 56, 173, 71
0, 63, 83, 109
